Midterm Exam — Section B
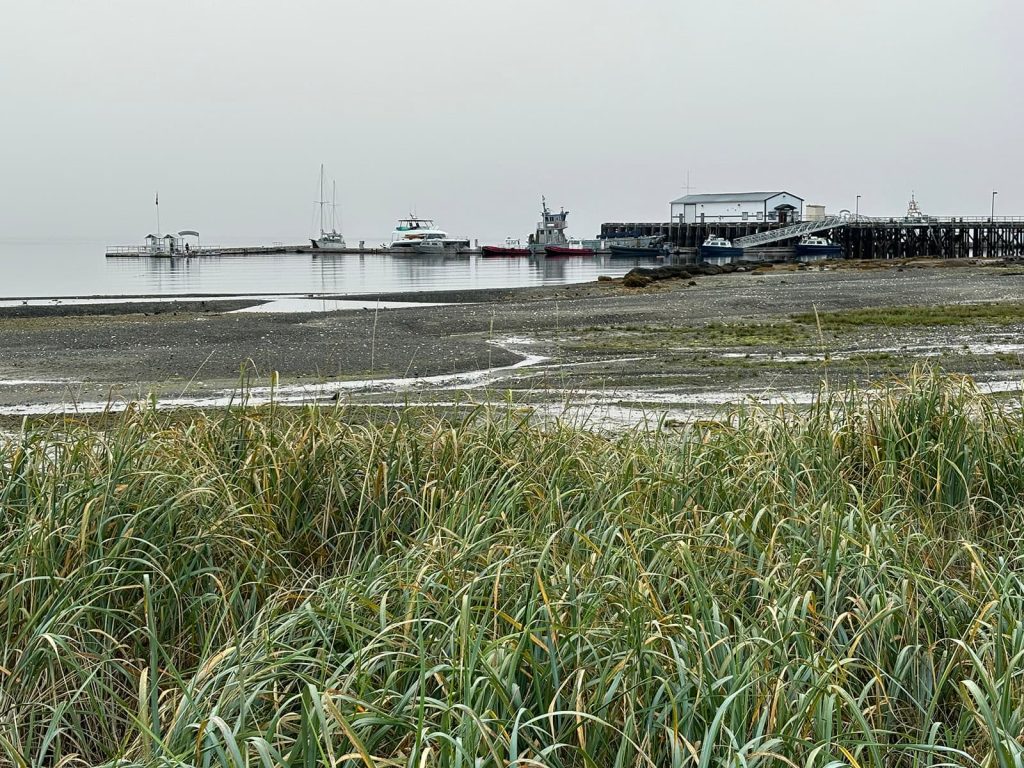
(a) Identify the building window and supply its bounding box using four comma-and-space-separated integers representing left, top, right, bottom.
742, 212, 749, 221
757, 212, 763, 220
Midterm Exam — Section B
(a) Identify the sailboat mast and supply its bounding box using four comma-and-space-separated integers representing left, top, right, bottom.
332, 180, 337, 234
319, 164, 325, 236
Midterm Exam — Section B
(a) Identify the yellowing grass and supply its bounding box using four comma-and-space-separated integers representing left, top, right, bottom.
1, 370, 1023, 767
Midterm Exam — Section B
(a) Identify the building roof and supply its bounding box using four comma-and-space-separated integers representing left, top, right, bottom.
670, 192, 803, 205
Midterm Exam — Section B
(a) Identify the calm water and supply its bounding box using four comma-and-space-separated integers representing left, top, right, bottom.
0, 241, 663, 299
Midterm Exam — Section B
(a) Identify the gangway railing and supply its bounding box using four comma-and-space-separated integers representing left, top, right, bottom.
733, 216, 849, 248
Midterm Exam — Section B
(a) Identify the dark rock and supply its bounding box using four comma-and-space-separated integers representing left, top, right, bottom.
622, 273, 653, 288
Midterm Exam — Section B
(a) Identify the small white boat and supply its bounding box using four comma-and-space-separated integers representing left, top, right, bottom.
699, 234, 743, 261
311, 165, 347, 250
796, 235, 842, 259
413, 234, 446, 254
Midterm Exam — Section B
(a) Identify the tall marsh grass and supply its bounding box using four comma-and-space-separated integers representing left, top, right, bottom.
2, 369, 1024, 766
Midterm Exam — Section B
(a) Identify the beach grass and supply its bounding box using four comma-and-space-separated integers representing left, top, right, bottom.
792, 302, 1024, 329
2, 369, 1024, 766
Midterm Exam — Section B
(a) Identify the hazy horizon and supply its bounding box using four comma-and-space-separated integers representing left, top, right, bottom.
1, 0, 1020, 246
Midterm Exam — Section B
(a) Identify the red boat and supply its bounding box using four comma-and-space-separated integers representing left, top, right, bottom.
544, 245, 595, 256
482, 244, 531, 257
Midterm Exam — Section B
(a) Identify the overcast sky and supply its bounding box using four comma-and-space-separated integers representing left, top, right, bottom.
1, 0, 1020, 245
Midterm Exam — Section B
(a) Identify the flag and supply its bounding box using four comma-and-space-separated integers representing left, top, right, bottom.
155, 192, 159, 206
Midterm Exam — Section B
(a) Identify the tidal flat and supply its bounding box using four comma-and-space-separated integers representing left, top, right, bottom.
2, 260, 1024, 423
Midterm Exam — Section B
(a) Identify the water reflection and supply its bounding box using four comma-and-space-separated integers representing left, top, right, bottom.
1, 242, 668, 298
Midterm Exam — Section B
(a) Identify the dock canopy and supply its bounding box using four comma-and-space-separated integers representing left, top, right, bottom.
177, 230, 200, 237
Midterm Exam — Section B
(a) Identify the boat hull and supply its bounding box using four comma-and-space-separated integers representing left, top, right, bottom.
544, 245, 595, 256
609, 245, 663, 258
482, 245, 531, 257
413, 242, 446, 254
311, 237, 347, 250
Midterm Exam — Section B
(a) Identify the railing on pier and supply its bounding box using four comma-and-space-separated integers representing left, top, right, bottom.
849, 216, 1024, 225
105, 246, 158, 256
106, 245, 226, 257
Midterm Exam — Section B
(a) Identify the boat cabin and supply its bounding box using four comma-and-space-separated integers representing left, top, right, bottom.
531, 197, 570, 246
395, 217, 436, 232
143, 230, 201, 256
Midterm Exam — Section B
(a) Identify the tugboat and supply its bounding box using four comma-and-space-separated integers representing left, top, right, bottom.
482, 238, 531, 257
795, 235, 843, 260
699, 234, 743, 262
528, 197, 594, 255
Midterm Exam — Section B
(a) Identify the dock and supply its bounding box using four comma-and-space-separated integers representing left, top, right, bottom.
105, 245, 485, 258
601, 217, 1024, 260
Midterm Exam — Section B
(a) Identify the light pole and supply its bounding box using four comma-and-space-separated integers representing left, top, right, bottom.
990, 191, 999, 258
856, 195, 861, 217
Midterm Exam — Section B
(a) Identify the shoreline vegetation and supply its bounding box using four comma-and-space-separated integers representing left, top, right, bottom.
3, 369, 1024, 765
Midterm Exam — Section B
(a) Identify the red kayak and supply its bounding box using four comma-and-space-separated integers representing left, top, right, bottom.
482, 245, 531, 257
545, 245, 595, 256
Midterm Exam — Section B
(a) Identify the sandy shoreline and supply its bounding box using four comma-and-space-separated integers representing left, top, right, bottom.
2, 260, 1024, 419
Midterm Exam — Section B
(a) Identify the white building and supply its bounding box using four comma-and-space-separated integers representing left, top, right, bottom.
670, 192, 804, 225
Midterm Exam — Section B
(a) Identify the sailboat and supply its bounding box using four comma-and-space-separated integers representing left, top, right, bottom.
310, 165, 347, 250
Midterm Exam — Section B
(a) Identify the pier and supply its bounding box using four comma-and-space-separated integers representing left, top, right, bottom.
601, 217, 1024, 260
105, 244, 486, 258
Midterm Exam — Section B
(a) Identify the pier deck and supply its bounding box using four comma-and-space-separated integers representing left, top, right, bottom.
105, 245, 484, 258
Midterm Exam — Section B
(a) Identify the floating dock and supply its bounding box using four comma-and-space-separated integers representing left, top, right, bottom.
601, 217, 1024, 260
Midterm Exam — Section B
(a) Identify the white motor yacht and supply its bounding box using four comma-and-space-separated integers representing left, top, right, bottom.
390, 216, 452, 252
389, 215, 446, 250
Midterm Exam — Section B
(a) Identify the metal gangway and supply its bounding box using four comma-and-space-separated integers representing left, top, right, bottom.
733, 216, 850, 248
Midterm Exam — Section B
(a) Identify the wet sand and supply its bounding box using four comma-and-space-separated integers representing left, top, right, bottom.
2, 260, 1024, 418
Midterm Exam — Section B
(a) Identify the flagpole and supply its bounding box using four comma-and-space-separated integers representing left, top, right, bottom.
156, 192, 160, 238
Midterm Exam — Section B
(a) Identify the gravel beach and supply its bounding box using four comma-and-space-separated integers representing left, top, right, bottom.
3, 260, 1024, 417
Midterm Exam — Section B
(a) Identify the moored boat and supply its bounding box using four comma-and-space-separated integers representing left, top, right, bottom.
528, 197, 578, 254
482, 238, 531, 257
795, 235, 843, 260
311, 165, 347, 250
545, 244, 595, 256
609, 245, 663, 258
413, 235, 446, 254
699, 234, 744, 262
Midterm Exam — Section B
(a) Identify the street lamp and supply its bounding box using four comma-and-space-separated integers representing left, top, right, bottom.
856, 195, 861, 217
991, 190, 998, 220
